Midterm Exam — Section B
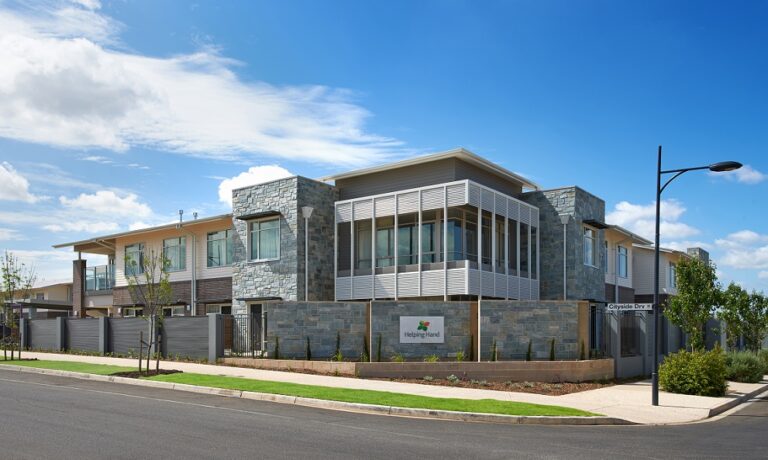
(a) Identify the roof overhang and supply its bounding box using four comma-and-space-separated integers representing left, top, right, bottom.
235, 210, 281, 221
7, 300, 72, 311
583, 219, 610, 230
606, 225, 653, 245
319, 148, 540, 191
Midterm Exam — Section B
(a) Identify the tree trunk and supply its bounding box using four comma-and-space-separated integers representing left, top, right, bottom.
146, 316, 153, 374
138, 330, 144, 374
155, 322, 160, 373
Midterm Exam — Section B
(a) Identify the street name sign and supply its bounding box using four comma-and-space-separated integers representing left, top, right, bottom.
606, 303, 653, 311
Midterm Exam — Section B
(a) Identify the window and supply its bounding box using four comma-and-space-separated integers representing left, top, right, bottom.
35, 293, 45, 300
125, 243, 145, 276
354, 220, 372, 271
207, 230, 233, 267
495, 217, 505, 271
583, 227, 597, 267
397, 213, 418, 265
669, 262, 677, 288
163, 237, 186, 272
465, 212, 478, 262
123, 308, 143, 317
375, 217, 395, 268
507, 218, 518, 275
520, 222, 529, 277
206, 304, 232, 315
421, 210, 441, 264
446, 209, 464, 261
249, 218, 280, 260
531, 226, 538, 280
481, 211, 492, 269
618, 246, 628, 278
602, 241, 609, 274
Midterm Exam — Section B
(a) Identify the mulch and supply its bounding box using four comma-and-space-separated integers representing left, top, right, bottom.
375, 377, 613, 396
111, 369, 183, 378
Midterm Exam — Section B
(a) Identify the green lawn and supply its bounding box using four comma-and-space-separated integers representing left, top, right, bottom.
147, 373, 597, 417
0, 359, 598, 417
0, 359, 134, 375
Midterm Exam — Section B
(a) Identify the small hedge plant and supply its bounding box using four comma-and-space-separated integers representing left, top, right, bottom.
725, 351, 765, 383
658, 347, 727, 397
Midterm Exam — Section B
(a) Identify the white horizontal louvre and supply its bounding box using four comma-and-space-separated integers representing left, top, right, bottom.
336, 203, 352, 223
507, 199, 519, 222
481, 189, 494, 211
352, 275, 373, 300
353, 200, 373, 221
397, 192, 419, 214
374, 196, 395, 217
336, 277, 352, 300
531, 279, 540, 300
446, 183, 466, 207
519, 277, 531, 300
468, 184, 481, 207
495, 194, 507, 218
420, 271, 445, 296
482, 271, 495, 297
531, 208, 540, 228
397, 272, 419, 298
420, 187, 444, 211
374, 274, 396, 298
519, 204, 531, 225
447, 268, 467, 295
468, 269, 481, 296
508, 276, 520, 300
495, 273, 507, 298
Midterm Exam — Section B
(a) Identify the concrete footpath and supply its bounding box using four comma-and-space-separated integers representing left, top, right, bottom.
17, 352, 768, 425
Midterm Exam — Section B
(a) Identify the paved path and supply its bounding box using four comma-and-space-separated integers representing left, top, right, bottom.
18, 352, 768, 424
1, 369, 766, 460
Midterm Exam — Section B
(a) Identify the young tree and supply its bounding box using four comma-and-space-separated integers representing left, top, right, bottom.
718, 282, 751, 349
0, 251, 37, 360
125, 247, 172, 374
666, 257, 720, 351
721, 284, 768, 352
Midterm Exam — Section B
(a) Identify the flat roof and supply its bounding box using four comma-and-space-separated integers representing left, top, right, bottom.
319, 148, 540, 190
53, 213, 233, 253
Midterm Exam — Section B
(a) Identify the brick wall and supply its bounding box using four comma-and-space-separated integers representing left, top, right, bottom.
113, 277, 231, 314
72, 259, 86, 318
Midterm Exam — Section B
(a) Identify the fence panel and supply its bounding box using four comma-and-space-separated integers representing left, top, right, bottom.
163, 317, 209, 360
109, 318, 147, 355
227, 314, 261, 357
66, 318, 100, 353
29, 319, 58, 350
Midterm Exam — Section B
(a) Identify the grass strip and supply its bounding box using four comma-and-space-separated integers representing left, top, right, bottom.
0, 359, 134, 375
147, 373, 598, 417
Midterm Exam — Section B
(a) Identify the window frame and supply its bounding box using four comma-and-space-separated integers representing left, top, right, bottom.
163, 236, 187, 272
669, 262, 677, 288
124, 243, 145, 276
617, 245, 629, 278
583, 227, 598, 268
248, 217, 281, 262
207, 229, 233, 268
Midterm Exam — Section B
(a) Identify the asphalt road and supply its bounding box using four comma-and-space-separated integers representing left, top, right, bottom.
0, 369, 765, 460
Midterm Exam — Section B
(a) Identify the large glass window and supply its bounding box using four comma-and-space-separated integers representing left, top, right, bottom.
124, 243, 144, 276
618, 246, 628, 278
465, 211, 478, 263
495, 216, 505, 272
163, 237, 186, 272
520, 223, 529, 277
354, 220, 372, 272
446, 209, 464, 261
421, 210, 441, 264
375, 216, 394, 268
481, 211, 492, 270
584, 227, 597, 267
602, 241, 609, 274
207, 230, 233, 267
337, 222, 352, 276
397, 213, 418, 266
250, 218, 280, 260
507, 218, 518, 276
531, 226, 538, 280
669, 262, 677, 288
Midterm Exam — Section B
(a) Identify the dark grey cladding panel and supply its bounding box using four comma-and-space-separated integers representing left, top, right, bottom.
109, 318, 147, 355
66, 318, 100, 352
163, 316, 209, 359
29, 319, 58, 350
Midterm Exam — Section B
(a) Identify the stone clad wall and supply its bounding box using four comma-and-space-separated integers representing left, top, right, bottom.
371, 301, 472, 360
521, 186, 605, 302
264, 302, 368, 359
296, 178, 338, 302
480, 300, 582, 360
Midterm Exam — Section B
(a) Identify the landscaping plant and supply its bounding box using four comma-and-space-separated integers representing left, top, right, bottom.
424, 354, 439, 363
666, 257, 720, 351
1, 250, 37, 361
658, 347, 727, 396
334, 331, 341, 361
305, 336, 312, 361
725, 351, 765, 383
273, 336, 280, 360
549, 339, 555, 361
719, 283, 768, 352
526, 339, 532, 361
455, 350, 465, 362
376, 333, 382, 362
361, 334, 369, 362
490, 339, 497, 362
390, 353, 405, 363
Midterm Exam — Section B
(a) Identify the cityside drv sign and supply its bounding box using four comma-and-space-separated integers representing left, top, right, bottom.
399, 316, 444, 343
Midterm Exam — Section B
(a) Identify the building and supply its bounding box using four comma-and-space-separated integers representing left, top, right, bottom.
603, 226, 652, 303
10, 280, 73, 319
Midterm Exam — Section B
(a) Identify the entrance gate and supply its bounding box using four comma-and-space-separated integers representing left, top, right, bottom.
226, 313, 264, 357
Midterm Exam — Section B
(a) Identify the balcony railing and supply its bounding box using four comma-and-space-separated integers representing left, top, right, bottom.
85, 265, 115, 292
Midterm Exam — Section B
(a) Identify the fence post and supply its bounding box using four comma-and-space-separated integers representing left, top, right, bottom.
609, 313, 620, 378
19, 317, 28, 350
208, 313, 222, 364
56, 316, 66, 351
98, 317, 108, 355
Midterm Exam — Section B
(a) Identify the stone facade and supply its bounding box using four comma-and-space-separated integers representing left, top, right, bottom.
263, 301, 367, 359
371, 301, 472, 360
521, 186, 606, 302
231, 176, 337, 315
480, 300, 583, 360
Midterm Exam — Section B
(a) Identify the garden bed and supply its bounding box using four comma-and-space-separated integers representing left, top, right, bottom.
111, 369, 183, 378
376, 376, 613, 395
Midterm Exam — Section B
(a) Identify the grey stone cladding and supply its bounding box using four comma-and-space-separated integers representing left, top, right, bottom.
521, 186, 606, 302
481, 300, 580, 360
371, 301, 472, 360
263, 302, 367, 359
232, 176, 338, 315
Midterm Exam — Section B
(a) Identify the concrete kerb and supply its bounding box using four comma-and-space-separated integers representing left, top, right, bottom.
708, 382, 768, 418
0, 364, 632, 426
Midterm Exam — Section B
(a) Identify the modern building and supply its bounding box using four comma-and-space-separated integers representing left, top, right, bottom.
11, 280, 73, 319
603, 226, 652, 303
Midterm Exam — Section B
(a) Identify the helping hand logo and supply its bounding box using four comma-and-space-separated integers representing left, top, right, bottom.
417, 320, 430, 331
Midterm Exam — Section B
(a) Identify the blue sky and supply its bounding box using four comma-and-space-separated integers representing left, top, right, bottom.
0, 0, 766, 290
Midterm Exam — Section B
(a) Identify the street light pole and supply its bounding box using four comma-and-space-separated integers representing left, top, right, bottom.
651, 146, 742, 406
301, 206, 314, 302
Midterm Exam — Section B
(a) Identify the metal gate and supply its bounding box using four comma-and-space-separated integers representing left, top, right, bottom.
226, 314, 263, 357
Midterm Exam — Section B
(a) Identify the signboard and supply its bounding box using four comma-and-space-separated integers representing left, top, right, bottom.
399, 316, 444, 343
606, 303, 653, 312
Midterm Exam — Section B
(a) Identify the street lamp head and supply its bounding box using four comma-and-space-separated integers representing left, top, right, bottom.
301, 206, 314, 219
708, 161, 742, 172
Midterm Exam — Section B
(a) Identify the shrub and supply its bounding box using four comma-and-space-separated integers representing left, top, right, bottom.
490, 340, 497, 362
469, 334, 474, 361
759, 349, 768, 374
361, 335, 369, 362
376, 333, 382, 362
305, 336, 312, 361
659, 348, 727, 396
423, 375, 434, 381
455, 350, 465, 362
446, 374, 460, 384
273, 336, 280, 360
390, 353, 405, 363
725, 351, 765, 383
424, 354, 439, 363
549, 339, 555, 361
526, 340, 532, 361
335, 331, 341, 359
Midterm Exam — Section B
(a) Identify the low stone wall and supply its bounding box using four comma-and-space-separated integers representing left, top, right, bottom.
222, 358, 357, 376
356, 359, 614, 383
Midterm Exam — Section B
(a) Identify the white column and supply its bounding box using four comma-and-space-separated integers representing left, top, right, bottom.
504, 213, 509, 299
333, 205, 338, 302
443, 186, 448, 301
394, 195, 399, 301
371, 201, 376, 300
417, 191, 422, 297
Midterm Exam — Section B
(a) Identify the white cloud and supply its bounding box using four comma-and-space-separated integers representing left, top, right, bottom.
0, 228, 24, 241
43, 220, 119, 233
606, 199, 699, 241
710, 165, 766, 185
0, 2, 404, 167
0, 162, 42, 203
128, 221, 150, 231
218, 165, 293, 205
4, 248, 108, 283
59, 190, 152, 218
715, 230, 768, 270
81, 155, 113, 164
758, 271, 768, 280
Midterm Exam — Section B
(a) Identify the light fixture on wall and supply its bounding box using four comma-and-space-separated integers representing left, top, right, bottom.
302, 206, 314, 302
558, 214, 571, 300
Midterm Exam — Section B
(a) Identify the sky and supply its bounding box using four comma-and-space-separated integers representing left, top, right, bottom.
0, 0, 766, 291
